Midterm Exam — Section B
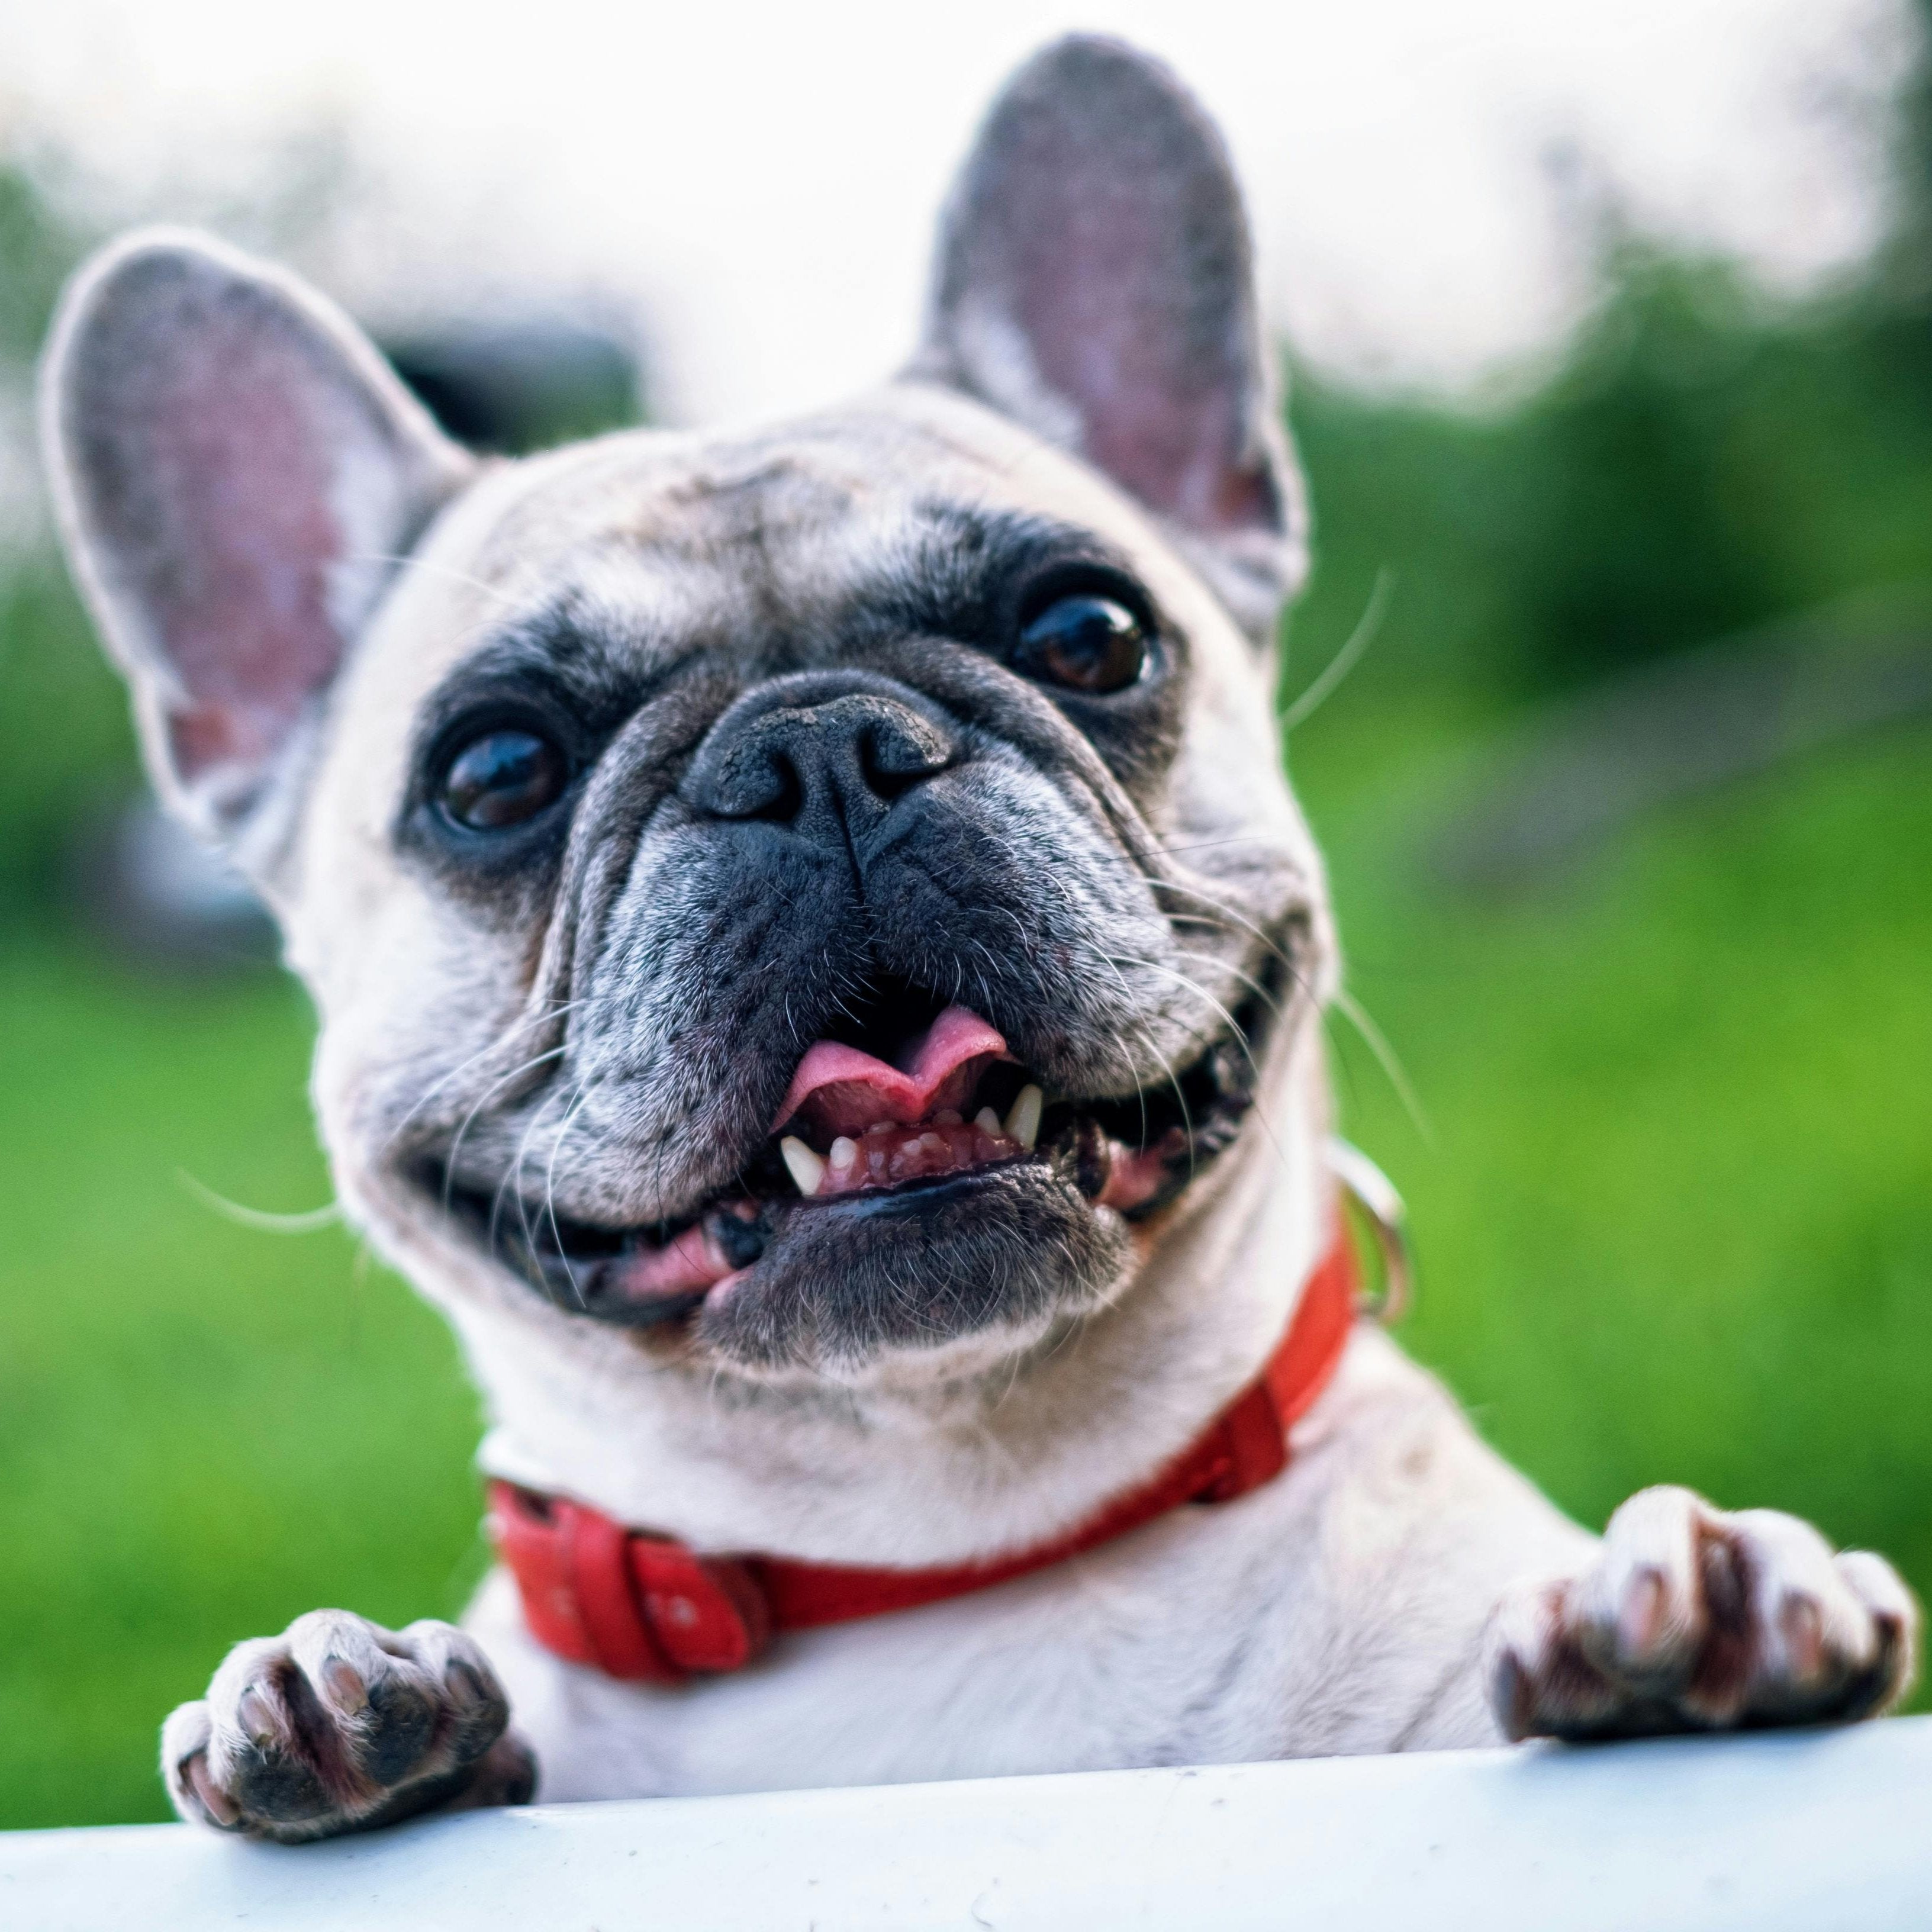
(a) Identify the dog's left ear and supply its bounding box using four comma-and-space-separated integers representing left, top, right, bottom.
910, 34, 1306, 640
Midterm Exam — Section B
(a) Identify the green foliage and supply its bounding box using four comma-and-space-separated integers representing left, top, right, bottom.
1302, 709, 1932, 1610
0, 562, 136, 910
0, 159, 79, 365
0, 939, 484, 1828
1290, 247, 1932, 695
0, 156, 134, 920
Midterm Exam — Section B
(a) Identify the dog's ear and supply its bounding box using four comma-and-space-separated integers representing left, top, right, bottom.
910, 35, 1306, 639
40, 228, 474, 872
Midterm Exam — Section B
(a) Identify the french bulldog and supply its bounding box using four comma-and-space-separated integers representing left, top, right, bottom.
40, 36, 1917, 1843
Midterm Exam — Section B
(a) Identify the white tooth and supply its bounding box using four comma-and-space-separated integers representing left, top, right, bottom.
974, 1106, 1002, 1136
780, 1136, 826, 1197
1004, 1084, 1042, 1151
829, 1135, 858, 1173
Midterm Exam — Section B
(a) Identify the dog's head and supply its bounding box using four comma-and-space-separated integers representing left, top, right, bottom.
43, 38, 1332, 1389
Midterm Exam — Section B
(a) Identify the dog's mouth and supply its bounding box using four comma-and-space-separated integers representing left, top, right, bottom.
426, 965, 1281, 1332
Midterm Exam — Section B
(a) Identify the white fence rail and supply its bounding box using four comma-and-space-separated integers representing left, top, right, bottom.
5, 1717, 1930, 1931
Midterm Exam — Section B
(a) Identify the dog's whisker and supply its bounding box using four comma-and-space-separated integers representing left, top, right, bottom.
1106, 954, 1303, 1187
1280, 566, 1393, 734
1164, 947, 1286, 1023
442, 1044, 575, 1225
376, 995, 612, 1168
1143, 874, 1298, 970
1329, 987, 1434, 1145
350, 550, 522, 611
491, 1078, 584, 1289
175, 1172, 342, 1234
540, 1083, 599, 1311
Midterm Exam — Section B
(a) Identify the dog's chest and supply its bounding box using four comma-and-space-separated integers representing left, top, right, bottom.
476, 1504, 1310, 1799
466, 1373, 1563, 1802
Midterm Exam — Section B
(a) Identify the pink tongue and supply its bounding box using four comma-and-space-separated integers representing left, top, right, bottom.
775, 1006, 1012, 1140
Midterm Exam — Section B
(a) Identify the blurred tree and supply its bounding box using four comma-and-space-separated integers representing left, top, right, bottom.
0, 157, 125, 917
1292, 241, 1932, 698
1289, 0, 1932, 697
1502, 247, 1786, 681
1876, 0, 1932, 314
0, 157, 77, 365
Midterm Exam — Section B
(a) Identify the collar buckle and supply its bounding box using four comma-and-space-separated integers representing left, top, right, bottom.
488, 1483, 772, 1682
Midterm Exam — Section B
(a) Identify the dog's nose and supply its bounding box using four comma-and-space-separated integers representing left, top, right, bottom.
685, 678, 956, 837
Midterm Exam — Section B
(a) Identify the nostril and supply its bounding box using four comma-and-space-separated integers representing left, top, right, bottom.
858, 720, 950, 802
685, 684, 957, 829
759, 752, 806, 823
706, 743, 805, 822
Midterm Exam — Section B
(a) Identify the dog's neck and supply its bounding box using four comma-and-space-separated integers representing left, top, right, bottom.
440, 1025, 1332, 1570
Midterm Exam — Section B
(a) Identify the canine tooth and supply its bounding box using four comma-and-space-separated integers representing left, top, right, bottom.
780, 1136, 826, 1197
974, 1106, 1002, 1136
1004, 1084, 1043, 1151
828, 1135, 858, 1173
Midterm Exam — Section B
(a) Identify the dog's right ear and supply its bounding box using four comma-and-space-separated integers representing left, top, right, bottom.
40, 229, 474, 874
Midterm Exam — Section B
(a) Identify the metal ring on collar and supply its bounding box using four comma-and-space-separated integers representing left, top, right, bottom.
1329, 1137, 1413, 1324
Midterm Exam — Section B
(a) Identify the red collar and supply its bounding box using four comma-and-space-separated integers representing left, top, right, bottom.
489, 1222, 1359, 1683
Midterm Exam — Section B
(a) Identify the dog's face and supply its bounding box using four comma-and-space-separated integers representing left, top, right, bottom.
44, 38, 1332, 1387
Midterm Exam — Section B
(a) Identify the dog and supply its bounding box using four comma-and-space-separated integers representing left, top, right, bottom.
39, 36, 1917, 1842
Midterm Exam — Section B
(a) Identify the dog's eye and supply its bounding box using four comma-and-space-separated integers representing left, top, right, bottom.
438, 728, 569, 832
1014, 593, 1149, 694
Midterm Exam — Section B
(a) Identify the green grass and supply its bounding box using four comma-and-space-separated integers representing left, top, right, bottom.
1305, 707, 1932, 1619
0, 948, 484, 1829
0, 711, 1927, 1829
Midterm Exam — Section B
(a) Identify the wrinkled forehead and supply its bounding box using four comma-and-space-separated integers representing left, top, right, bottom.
355, 386, 1206, 719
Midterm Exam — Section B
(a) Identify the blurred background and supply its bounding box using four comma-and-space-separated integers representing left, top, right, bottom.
2, 0, 1930, 1828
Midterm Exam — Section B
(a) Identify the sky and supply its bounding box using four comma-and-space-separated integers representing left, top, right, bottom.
0, 0, 1910, 426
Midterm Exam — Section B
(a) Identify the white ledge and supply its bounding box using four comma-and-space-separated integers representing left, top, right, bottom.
5, 1717, 1931, 1931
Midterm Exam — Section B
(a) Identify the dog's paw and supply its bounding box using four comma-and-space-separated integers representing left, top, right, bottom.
161, 1610, 536, 1842
1483, 1486, 1919, 1743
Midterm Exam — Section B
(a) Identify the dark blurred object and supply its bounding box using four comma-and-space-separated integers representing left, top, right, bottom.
70, 797, 278, 970
1430, 593, 1932, 892
381, 313, 645, 455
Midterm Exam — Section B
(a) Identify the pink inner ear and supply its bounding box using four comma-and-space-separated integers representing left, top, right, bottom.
932, 41, 1285, 552
146, 326, 350, 781
1008, 187, 1271, 536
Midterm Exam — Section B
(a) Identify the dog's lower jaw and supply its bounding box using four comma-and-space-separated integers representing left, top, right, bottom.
380, 1012, 1337, 1573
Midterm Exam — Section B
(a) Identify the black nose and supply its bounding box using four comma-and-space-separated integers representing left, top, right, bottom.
684, 675, 957, 839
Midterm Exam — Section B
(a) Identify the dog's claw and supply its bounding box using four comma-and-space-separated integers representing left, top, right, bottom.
162, 1609, 536, 1841
1482, 1486, 1920, 1741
